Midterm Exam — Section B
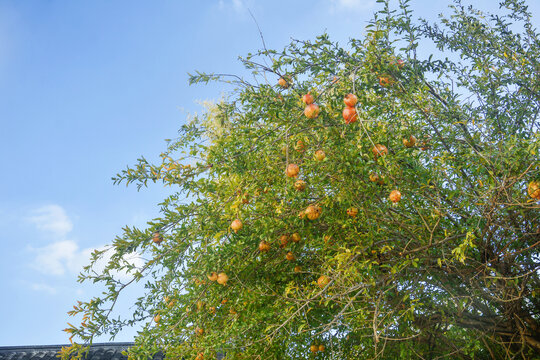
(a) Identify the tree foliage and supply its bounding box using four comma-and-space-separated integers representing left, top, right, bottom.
62, 0, 540, 359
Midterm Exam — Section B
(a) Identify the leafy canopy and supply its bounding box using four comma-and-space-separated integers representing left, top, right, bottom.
62, 0, 540, 359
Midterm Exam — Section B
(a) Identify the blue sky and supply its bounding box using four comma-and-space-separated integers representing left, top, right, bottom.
0, 0, 538, 346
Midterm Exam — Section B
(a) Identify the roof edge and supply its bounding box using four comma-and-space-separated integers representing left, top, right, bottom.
0, 342, 134, 351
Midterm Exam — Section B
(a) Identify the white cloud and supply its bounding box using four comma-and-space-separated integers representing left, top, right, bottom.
330, 0, 376, 12
29, 240, 143, 282
30, 282, 57, 295
94, 247, 145, 282
29, 240, 81, 276
218, 0, 247, 13
232, 0, 244, 11
26, 204, 143, 282
27, 204, 73, 238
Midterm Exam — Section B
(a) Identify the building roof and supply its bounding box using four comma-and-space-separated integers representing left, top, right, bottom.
0, 343, 163, 360
0, 343, 225, 360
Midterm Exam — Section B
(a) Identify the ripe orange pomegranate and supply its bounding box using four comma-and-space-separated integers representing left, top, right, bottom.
390, 58, 405, 69
318, 345, 325, 352
195, 327, 204, 336
302, 93, 314, 105
217, 272, 229, 285
369, 173, 384, 185
295, 140, 305, 152
207, 272, 218, 282
230, 219, 243, 233
372, 144, 388, 158
294, 179, 307, 191
310, 345, 319, 353
152, 232, 162, 244
279, 235, 289, 248
403, 135, 417, 148
317, 275, 330, 288
314, 150, 326, 161
278, 77, 289, 88
389, 190, 402, 203
259, 240, 271, 252
342, 106, 358, 124
294, 265, 302, 273
347, 207, 358, 217
528, 181, 540, 199
286, 163, 300, 178
304, 104, 320, 119
344, 93, 358, 107
286, 252, 295, 261
379, 76, 391, 87
195, 353, 204, 360
305, 205, 321, 220
291, 233, 301, 243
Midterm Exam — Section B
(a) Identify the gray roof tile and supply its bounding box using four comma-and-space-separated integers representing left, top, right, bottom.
0, 343, 224, 360
0, 343, 162, 360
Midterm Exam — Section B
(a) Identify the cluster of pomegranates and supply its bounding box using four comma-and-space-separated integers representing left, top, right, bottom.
257, 232, 302, 259
310, 344, 325, 353
206, 271, 229, 286
302, 92, 320, 119
302, 91, 360, 124
342, 93, 358, 124
285, 159, 323, 219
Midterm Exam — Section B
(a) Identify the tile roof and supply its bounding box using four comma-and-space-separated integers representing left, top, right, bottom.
0, 343, 163, 360
0, 343, 224, 360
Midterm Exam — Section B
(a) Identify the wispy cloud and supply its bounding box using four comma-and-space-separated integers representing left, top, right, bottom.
92, 247, 144, 282
26, 204, 143, 282
218, 0, 248, 13
330, 0, 376, 12
30, 282, 57, 295
27, 204, 73, 238
26, 204, 81, 276
232, 0, 244, 11
29, 240, 143, 281
29, 240, 86, 276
